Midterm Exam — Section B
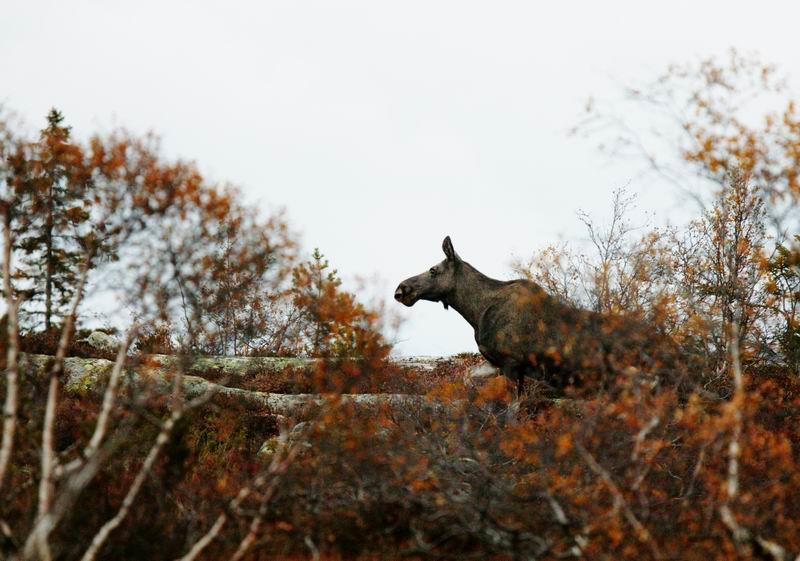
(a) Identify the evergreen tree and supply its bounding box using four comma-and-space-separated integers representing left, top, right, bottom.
11, 109, 94, 330
290, 248, 387, 358
291, 248, 340, 356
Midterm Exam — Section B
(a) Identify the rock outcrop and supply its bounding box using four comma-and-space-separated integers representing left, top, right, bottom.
18, 353, 470, 419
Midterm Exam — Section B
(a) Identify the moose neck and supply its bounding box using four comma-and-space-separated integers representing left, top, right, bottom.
446, 262, 505, 330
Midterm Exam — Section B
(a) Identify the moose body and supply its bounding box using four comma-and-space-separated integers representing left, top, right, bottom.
395, 237, 678, 394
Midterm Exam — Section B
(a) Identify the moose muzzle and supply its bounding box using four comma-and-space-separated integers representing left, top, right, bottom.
394, 282, 415, 306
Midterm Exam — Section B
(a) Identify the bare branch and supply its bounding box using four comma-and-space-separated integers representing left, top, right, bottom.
79, 360, 217, 561
78, 409, 180, 561
631, 416, 660, 461
24, 257, 98, 560
715, 322, 798, 560
577, 443, 661, 560
177, 416, 314, 561
56, 327, 138, 478
175, 487, 251, 561
228, 432, 309, 561
83, 328, 137, 461
33, 258, 91, 530
0, 204, 20, 491
29, 373, 59, 561
717, 322, 795, 560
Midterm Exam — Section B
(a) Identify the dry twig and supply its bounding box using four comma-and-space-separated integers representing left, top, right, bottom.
26, 258, 92, 561
79, 360, 218, 561
577, 443, 661, 560
0, 206, 20, 492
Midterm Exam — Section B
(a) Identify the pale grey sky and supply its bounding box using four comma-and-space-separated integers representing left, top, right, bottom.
2, 1, 798, 355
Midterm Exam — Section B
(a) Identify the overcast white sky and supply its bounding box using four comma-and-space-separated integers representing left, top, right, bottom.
2, 1, 798, 355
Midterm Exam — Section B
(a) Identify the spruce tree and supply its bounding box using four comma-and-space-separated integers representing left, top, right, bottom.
12, 109, 93, 330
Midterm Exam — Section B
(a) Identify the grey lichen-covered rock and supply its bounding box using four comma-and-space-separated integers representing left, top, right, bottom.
18, 353, 443, 419
392, 356, 446, 372
286, 421, 313, 451
290, 421, 310, 439
257, 421, 312, 460
464, 360, 501, 385
19, 351, 586, 463
150, 354, 316, 381
80, 331, 121, 353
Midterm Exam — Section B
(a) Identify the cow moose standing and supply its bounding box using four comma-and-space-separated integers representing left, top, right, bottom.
395, 236, 680, 395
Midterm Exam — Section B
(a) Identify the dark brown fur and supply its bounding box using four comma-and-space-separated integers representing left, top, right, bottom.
396, 237, 680, 394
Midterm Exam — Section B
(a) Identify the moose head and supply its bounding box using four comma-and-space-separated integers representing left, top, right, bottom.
394, 236, 461, 310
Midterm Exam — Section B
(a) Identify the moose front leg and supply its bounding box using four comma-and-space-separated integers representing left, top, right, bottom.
499, 361, 526, 398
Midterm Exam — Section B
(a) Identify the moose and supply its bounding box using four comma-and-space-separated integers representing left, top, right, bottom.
395, 236, 680, 395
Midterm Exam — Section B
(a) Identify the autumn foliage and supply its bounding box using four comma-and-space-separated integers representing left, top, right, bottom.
0, 51, 799, 560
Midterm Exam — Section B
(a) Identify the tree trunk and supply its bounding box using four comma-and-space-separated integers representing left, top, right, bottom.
44, 192, 54, 331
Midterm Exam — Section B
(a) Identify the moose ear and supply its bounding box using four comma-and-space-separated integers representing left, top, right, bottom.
442, 236, 460, 262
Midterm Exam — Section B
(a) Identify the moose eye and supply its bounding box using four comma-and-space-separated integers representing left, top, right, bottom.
429, 267, 438, 276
